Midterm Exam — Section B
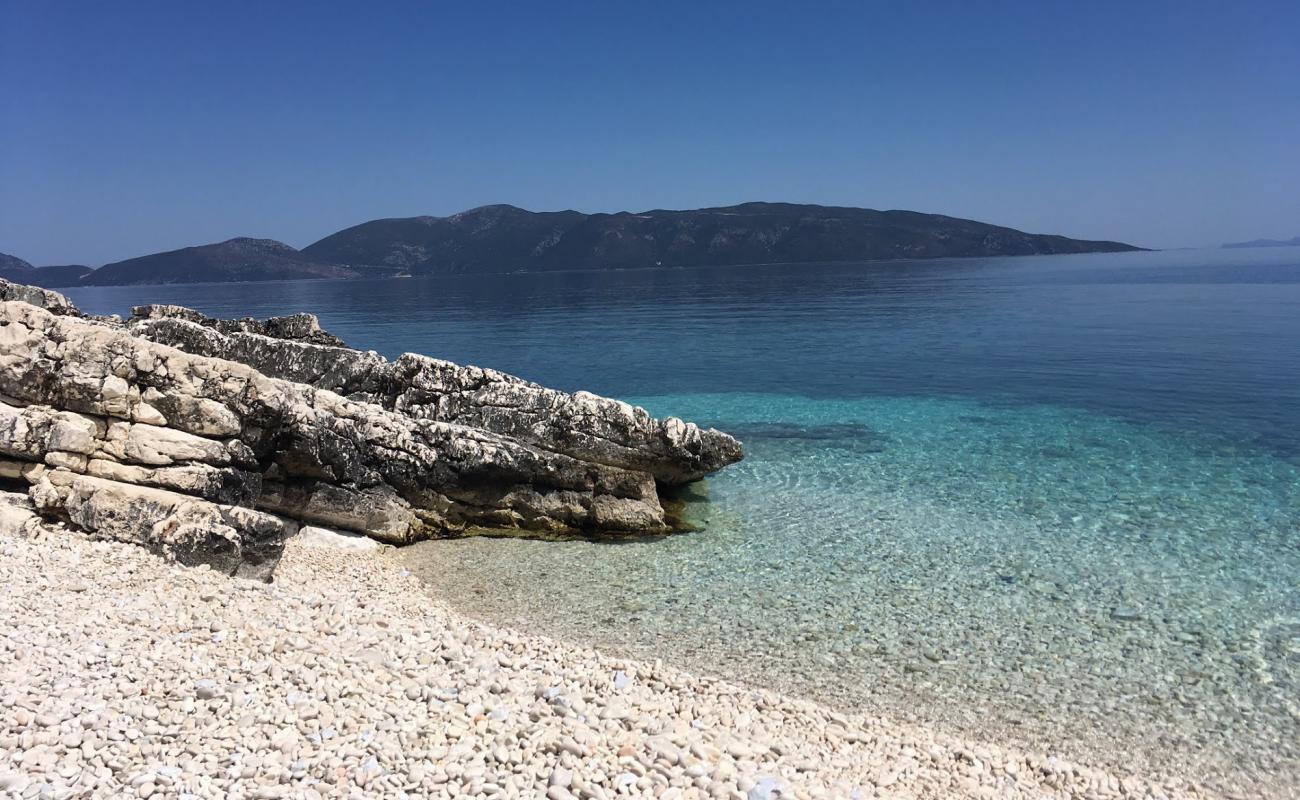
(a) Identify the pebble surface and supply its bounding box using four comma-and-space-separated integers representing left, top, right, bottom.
1, 525, 1219, 799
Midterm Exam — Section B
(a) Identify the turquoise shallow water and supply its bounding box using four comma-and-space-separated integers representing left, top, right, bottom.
408, 392, 1300, 791
65, 248, 1300, 792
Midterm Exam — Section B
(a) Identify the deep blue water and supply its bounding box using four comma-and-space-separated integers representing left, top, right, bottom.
68, 247, 1300, 456
65, 247, 1300, 791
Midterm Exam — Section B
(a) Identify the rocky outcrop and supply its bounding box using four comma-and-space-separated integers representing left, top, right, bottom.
129, 311, 741, 484
0, 280, 81, 316
0, 279, 742, 578
131, 304, 348, 347
80, 237, 372, 286
31, 471, 293, 581
128, 314, 387, 399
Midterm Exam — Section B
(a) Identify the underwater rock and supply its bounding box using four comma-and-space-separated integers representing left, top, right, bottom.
718, 421, 887, 453
1110, 606, 1145, 623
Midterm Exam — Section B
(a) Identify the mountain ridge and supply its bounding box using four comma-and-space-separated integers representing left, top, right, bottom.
79, 237, 377, 286
303, 202, 1143, 276
0, 252, 94, 288
7, 202, 1145, 287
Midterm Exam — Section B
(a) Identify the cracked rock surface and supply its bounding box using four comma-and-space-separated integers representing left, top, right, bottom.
0, 279, 742, 577
130, 309, 742, 485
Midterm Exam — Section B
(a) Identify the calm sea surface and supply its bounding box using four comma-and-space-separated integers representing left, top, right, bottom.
65, 247, 1300, 794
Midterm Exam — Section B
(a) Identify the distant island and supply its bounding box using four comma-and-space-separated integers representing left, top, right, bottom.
80, 238, 397, 286
1222, 236, 1300, 249
0, 252, 94, 288
3, 202, 1143, 287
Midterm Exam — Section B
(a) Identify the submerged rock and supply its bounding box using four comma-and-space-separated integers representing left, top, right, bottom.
1110, 606, 1145, 623
0, 279, 742, 577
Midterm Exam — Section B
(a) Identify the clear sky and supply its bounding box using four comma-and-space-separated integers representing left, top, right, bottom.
2, 0, 1298, 265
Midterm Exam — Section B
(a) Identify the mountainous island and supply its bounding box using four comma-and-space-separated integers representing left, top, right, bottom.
4, 202, 1143, 287
79, 238, 385, 286
1222, 236, 1300, 249
0, 252, 94, 287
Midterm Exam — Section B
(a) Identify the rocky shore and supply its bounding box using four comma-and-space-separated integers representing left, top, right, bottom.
0, 278, 1218, 798
0, 278, 741, 579
0, 518, 1209, 800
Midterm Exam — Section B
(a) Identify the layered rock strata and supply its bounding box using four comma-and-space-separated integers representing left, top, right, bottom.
131, 303, 347, 347
0, 279, 741, 578
129, 305, 741, 484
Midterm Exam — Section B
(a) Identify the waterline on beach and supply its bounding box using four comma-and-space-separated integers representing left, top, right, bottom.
405, 392, 1300, 793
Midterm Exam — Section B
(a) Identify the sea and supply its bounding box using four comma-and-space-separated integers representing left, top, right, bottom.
65, 246, 1300, 794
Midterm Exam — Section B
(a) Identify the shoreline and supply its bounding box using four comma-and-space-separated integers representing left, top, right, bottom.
400, 494, 1300, 800
1, 525, 1222, 800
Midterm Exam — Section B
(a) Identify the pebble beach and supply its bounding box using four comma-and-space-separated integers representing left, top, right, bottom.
0, 523, 1221, 800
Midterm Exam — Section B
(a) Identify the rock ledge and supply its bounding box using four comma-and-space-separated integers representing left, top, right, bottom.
0, 279, 741, 577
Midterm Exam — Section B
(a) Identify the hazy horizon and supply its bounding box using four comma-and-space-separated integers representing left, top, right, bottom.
3, 0, 1298, 265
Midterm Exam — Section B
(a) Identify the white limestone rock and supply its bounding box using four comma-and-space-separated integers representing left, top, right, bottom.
130, 315, 743, 484
0, 280, 743, 578
296, 525, 382, 551
30, 470, 294, 580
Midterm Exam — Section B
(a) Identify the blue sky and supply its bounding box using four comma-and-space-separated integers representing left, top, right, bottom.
2, 0, 1298, 265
